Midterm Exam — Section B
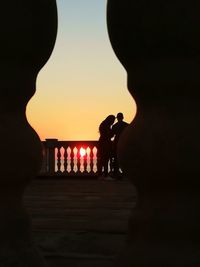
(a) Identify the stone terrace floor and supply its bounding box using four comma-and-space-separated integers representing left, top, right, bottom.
24, 177, 136, 267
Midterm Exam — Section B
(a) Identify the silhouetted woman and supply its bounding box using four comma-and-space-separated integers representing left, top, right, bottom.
97, 115, 115, 179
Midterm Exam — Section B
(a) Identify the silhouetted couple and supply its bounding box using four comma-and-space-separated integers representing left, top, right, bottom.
97, 113, 129, 180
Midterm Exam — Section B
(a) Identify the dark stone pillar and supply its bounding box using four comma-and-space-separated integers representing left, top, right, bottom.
0, 1, 57, 266
107, 1, 200, 266
45, 139, 58, 175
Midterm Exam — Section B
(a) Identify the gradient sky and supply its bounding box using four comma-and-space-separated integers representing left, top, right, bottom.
27, 0, 136, 141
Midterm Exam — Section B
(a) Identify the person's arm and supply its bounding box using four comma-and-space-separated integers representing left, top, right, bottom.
110, 127, 115, 139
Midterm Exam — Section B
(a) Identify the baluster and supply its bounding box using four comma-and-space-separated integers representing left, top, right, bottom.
0, 1, 57, 266
63, 146, 68, 173
80, 156, 84, 173
79, 147, 83, 173
93, 146, 98, 174
56, 146, 62, 174
107, 0, 200, 266
90, 146, 94, 174
83, 147, 88, 173
75, 147, 80, 174
71, 146, 75, 174
80, 157, 84, 173
86, 147, 91, 174
67, 146, 72, 173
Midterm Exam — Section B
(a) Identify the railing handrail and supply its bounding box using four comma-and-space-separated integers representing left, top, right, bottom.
42, 139, 98, 147
40, 139, 99, 177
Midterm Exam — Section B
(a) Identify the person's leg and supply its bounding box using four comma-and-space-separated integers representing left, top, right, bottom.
97, 149, 103, 177
113, 150, 120, 175
109, 155, 114, 175
103, 157, 109, 177
97, 159, 102, 175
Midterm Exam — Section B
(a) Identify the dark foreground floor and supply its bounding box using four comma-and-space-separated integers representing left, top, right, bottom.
24, 178, 136, 267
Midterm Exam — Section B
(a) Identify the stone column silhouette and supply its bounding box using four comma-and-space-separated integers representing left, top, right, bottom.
0, 1, 57, 266
107, 1, 200, 266
45, 139, 58, 175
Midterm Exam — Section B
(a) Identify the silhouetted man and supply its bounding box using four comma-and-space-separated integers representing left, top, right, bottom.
112, 112, 129, 179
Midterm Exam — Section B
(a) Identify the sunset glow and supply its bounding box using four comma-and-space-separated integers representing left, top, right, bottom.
80, 147, 86, 158
26, 1, 136, 141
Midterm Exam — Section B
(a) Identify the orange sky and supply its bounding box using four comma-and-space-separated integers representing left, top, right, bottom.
26, 1, 136, 141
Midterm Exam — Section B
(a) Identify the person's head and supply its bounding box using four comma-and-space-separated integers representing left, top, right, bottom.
116, 112, 124, 121
105, 114, 115, 126
99, 115, 115, 133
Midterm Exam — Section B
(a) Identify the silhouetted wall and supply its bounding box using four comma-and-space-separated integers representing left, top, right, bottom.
107, 0, 200, 266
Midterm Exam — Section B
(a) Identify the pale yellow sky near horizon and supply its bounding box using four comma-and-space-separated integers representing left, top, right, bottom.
26, 0, 136, 141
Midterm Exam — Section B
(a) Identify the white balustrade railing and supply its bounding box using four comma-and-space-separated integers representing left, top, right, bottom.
40, 139, 99, 176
